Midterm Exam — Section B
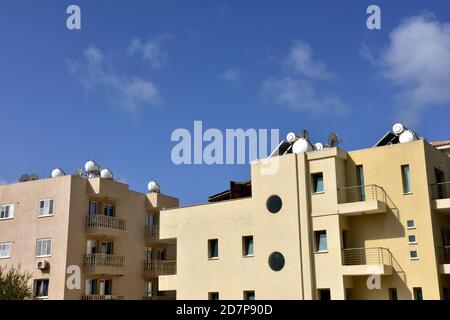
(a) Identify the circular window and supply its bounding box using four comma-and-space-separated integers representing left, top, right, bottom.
268, 252, 285, 271
266, 195, 282, 214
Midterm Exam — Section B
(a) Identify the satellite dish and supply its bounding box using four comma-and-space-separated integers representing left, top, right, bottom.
328, 133, 339, 148
29, 173, 39, 181
148, 181, 161, 193
286, 132, 299, 143
392, 123, 405, 135
73, 168, 84, 177
315, 143, 324, 151
19, 174, 30, 182
299, 129, 309, 140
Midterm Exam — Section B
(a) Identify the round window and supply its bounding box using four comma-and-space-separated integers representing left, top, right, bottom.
268, 252, 285, 271
266, 195, 282, 214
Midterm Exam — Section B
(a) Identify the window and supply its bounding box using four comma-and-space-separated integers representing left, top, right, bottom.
318, 289, 331, 300
39, 199, 54, 217
244, 291, 255, 300
389, 288, 398, 300
103, 204, 114, 217
145, 281, 153, 298
85, 279, 97, 295
406, 220, 415, 229
209, 292, 219, 300
413, 287, 423, 300
0, 204, 14, 220
242, 236, 254, 256
443, 288, 450, 300
315, 230, 328, 252
266, 195, 282, 214
145, 247, 153, 260
401, 165, 412, 193
99, 280, 112, 295
345, 288, 353, 300
410, 250, 418, 260
208, 239, 219, 259
0, 242, 12, 259
312, 173, 324, 193
35, 279, 49, 298
36, 238, 52, 257
89, 201, 98, 215
408, 235, 417, 244
268, 252, 285, 271
157, 248, 166, 260
356, 165, 366, 201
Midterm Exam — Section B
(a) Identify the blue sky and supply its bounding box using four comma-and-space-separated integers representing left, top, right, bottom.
0, 1, 449, 205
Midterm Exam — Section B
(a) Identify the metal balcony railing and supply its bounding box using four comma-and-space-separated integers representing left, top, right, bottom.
84, 253, 126, 269
342, 247, 392, 266
82, 295, 124, 301
338, 185, 386, 204
144, 259, 176, 276
145, 225, 159, 238
86, 214, 127, 231
439, 246, 450, 264
431, 182, 450, 200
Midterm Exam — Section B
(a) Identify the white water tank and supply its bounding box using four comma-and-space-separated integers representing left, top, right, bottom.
292, 138, 314, 153
85, 160, 100, 173
392, 123, 405, 135
148, 181, 161, 193
399, 130, 417, 143
51, 168, 65, 178
100, 168, 113, 179
315, 143, 324, 151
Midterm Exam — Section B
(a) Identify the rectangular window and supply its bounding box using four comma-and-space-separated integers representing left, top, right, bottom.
318, 289, 331, 300
408, 235, 417, 244
35, 279, 49, 298
410, 250, 418, 260
244, 291, 255, 300
0, 242, 12, 259
157, 248, 166, 260
209, 292, 219, 300
314, 231, 328, 252
0, 204, 14, 220
36, 238, 52, 257
406, 220, 415, 229
242, 236, 254, 256
103, 204, 114, 217
39, 199, 54, 217
401, 165, 412, 193
145, 281, 153, 298
389, 288, 398, 300
208, 239, 219, 259
85, 279, 97, 295
99, 279, 112, 295
356, 165, 366, 201
413, 287, 423, 300
312, 173, 324, 193
89, 201, 98, 215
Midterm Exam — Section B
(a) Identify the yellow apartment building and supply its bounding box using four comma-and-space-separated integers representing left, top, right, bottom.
0, 162, 178, 300
159, 125, 450, 300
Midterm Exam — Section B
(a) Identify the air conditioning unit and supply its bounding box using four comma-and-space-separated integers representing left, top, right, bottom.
37, 261, 49, 270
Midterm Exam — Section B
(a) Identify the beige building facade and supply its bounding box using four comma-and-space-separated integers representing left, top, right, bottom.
159, 138, 450, 300
0, 173, 178, 300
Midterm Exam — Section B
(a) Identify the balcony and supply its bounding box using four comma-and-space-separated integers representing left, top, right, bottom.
84, 253, 126, 276
439, 247, 450, 274
86, 214, 127, 238
337, 185, 387, 216
431, 182, 450, 213
143, 259, 176, 278
82, 295, 124, 301
145, 225, 175, 245
341, 247, 393, 276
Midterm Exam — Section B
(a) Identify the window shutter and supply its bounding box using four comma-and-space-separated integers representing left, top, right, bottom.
8, 205, 14, 218
36, 240, 42, 256
48, 200, 54, 215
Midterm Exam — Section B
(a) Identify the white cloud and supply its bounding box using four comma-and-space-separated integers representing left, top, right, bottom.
284, 41, 331, 80
263, 40, 347, 114
262, 77, 348, 114
220, 68, 240, 83
68, 46, 162, 115
378, 13, 450, 124
127, 36, 171, 69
